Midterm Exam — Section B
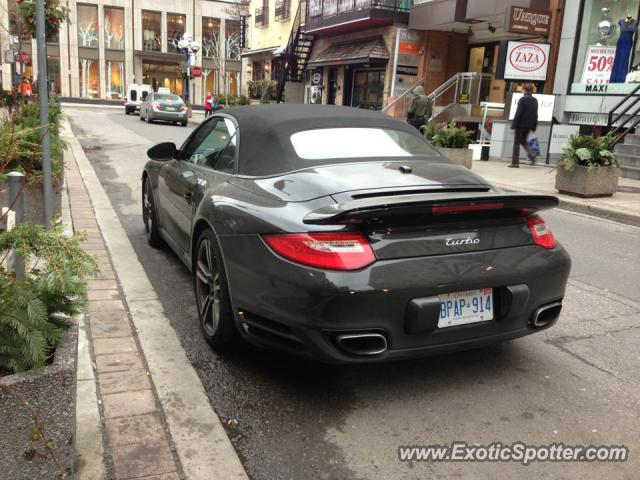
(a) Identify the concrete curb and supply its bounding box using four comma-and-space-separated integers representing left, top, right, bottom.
62, 120, 248, 480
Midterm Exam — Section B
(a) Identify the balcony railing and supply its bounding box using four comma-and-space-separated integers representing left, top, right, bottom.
307, 0, 412, 19
255, 7, 269, 28
275, 0, 291, 21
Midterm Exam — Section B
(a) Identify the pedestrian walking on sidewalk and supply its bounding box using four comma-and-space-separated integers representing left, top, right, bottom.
204, 92, 215, 118
407, 85, 433, 131
510, 83, 538, 168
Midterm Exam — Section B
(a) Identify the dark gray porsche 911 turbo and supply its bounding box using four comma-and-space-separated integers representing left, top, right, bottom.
141, 105, 571, 363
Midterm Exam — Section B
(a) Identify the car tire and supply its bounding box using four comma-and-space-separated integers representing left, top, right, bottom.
194, 229, 238, 351
125, 109, 130, 115
142, 177, 163, 248
181, 121, 188, 127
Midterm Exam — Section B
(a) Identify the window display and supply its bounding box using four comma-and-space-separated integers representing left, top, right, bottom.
225, 20, 242, 60
106, 61, 124, 99
167, 14, 186, 53
142, 11, 161, 52
202, 18, 221, 58
79, 58, 99, 98
77, 5, 99, 48
572, 0, 640, 91
104, 7, 124, 50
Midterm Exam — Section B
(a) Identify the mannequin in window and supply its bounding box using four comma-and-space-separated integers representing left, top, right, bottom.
610, 14, 639, 83
627, 63, 640, 83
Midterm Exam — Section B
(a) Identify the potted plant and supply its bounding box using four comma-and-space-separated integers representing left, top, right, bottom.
556, 133, 619, 197
422, 122, 474, 169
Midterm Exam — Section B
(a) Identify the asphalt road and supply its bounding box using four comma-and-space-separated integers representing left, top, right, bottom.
69, 107, 640, 479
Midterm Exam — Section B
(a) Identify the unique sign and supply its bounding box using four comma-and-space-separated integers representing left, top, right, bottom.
239, 16, 247, 49
580, 45, 616, 84
549, 124, 580, 154
503, 41, 550, 81
191, 66, 202, 78
509, 93, 555, 123
506, 6, 552, 36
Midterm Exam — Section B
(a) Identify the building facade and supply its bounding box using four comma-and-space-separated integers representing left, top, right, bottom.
0, 0, 244, 104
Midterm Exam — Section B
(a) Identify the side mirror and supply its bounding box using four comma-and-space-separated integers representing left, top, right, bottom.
147, 142, 177, 161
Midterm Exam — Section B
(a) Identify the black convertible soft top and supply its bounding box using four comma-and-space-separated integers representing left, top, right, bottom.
219, 104, 428, 177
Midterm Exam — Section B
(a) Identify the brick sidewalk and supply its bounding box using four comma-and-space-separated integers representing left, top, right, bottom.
65, 156, 183, 479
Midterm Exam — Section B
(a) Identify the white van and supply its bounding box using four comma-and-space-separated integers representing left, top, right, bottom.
124, 84, 152, 114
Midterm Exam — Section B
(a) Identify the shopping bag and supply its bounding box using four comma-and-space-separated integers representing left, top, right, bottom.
527, 132, 540, 157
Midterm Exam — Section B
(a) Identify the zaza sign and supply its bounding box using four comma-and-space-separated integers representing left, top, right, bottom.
504, 41, 550, 81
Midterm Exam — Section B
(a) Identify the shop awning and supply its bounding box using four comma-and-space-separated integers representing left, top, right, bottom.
240, 46, 279, 58
307, 37, 389, 67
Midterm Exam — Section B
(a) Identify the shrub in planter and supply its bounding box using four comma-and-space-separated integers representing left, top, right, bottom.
556, 134, 619, 197
423, 122, 473, 169
0, 223, 98, 373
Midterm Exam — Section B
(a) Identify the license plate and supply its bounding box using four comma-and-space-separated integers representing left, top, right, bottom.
166, 107, 176, 111
438, 288, 493, 328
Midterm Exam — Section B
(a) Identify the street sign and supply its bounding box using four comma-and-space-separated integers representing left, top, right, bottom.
191, 66, 202, 78
15, 51, 30, 63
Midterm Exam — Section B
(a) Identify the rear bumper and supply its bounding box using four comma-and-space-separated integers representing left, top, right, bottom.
220, 235, 571, 363
150, 110, 187, 121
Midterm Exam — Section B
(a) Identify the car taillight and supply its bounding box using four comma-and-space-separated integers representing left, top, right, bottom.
263, 232, 376, 270
526, 215, 556, 249
180, 105, 188, 112
152, 102, 161, 110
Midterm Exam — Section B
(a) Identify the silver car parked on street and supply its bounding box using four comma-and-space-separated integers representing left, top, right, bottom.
140, 93, 188, 126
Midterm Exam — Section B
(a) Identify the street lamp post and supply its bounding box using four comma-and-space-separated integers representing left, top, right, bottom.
178, 33, 200, 113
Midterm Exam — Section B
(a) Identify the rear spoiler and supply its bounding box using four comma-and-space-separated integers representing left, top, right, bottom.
303, 192, 559, 225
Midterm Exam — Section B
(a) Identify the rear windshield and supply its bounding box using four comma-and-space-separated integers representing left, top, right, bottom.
154, 94, 182, 102
290, 128, 439, 160
130, 90, 137, 101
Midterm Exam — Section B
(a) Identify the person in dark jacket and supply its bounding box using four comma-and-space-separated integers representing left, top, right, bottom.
510, 83, 538, 167
407, 85, 433, 130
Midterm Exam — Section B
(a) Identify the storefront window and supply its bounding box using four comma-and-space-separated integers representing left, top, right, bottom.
572, 0, 640, 92
77, 5, 99, 48
142, 11, 161, 52
228, 71, 239, 96
202, 69, 217, 102
47, 55, 61, 94
352, 70, 385, 110
225, 20, 242, 60
143, 63, 183, 95
167, 14, 186, 53
104, 7, 124, 50
202, 18, 221, 59
79, 58, 100, 98
106, 61, 124, 99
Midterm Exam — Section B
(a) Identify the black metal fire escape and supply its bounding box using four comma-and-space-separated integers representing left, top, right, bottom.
276, 0, 314, 103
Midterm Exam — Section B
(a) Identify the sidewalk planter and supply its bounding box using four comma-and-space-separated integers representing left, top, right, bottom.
555, 165, 620, 197
438, 147, 473, 169
0, 177, 62, 224
0, 322, 77, 480
557, 133, 619, 197
424, 122, 473, 169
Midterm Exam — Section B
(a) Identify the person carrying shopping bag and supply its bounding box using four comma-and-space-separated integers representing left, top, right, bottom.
510, 83, 538, 168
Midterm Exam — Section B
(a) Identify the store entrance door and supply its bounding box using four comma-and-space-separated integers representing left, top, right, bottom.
327, 67, 338, 105
352, 69, 385, 110
143, 62, 183, 94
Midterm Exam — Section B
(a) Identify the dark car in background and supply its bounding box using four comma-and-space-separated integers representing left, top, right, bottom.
140, 92, 188, 126
141, 105, 571, 363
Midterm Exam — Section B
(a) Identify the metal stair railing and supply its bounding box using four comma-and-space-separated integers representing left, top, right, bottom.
382, 72, 492, 122
607, 83, 640, 147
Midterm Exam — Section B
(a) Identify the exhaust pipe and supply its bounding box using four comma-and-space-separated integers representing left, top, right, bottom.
335, 332, 388, 356
531, 302, 563, 328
